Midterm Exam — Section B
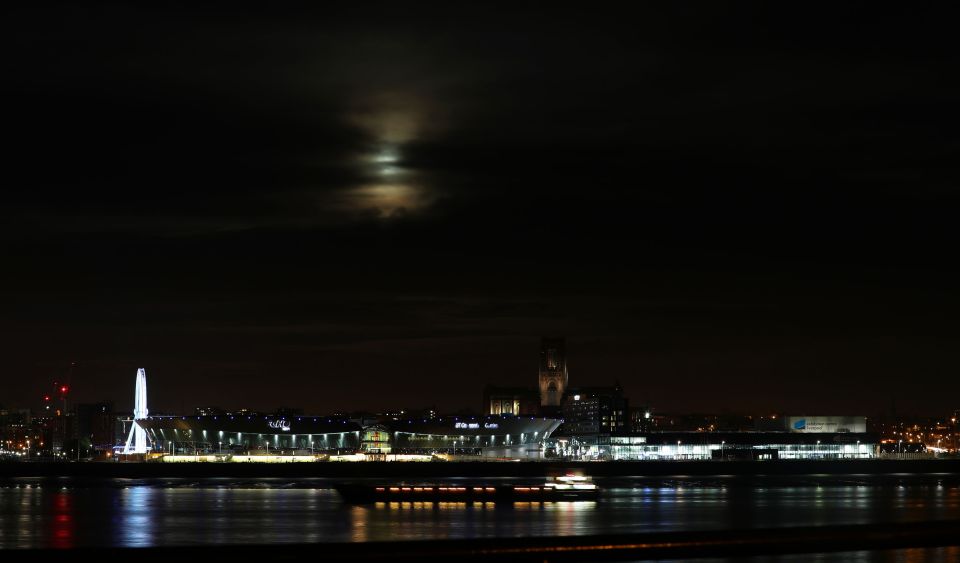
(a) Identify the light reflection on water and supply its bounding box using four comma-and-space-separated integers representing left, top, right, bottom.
0, 479, 958, 550
682, 546, 960, 563
118, 487, 152, 547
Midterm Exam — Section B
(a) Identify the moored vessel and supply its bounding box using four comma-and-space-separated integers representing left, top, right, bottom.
335, 474, 598, 503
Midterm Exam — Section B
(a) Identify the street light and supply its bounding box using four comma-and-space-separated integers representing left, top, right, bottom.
721, 440, 725, 460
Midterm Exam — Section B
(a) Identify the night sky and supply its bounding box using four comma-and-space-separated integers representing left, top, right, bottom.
4, 4, 958, 416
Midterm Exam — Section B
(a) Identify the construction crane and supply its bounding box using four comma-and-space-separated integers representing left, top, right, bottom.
49, 361, 75, 416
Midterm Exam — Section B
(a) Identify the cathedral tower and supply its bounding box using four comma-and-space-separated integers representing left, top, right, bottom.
538, 337, 568, 408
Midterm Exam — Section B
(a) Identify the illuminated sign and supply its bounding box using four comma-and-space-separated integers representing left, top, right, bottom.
268, 419, 291, 431
454, 422, 500, 430
787, 416, 866, 433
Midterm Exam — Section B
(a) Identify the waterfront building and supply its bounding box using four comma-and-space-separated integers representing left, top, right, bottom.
136, 414, 561, 459
137, 415, 363, 454
561, 384, 628, 435
388, 415, 560, 458
550, 430, 877, 460
629, 406, 654, 433
551, 415, 875, 460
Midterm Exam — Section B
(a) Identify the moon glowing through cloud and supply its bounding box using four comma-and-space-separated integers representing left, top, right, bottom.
345, 111, 435, 218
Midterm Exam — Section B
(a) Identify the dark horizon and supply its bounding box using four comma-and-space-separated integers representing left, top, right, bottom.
4, 4, 959, 416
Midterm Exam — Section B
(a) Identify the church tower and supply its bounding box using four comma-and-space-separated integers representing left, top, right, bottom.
538, 337, 568, 408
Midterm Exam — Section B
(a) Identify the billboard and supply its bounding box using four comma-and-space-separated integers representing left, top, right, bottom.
787, 416, 866, 433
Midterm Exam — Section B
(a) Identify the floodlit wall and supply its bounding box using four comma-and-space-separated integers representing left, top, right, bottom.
162, 454, 320, 463
595, 442, 875, 460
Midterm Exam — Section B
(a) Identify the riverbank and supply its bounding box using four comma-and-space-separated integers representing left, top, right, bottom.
2, 458, 959, 479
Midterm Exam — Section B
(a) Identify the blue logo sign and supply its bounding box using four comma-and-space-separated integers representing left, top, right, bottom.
793, 419, 806, 430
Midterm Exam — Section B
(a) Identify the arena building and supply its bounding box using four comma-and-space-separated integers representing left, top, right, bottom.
136, 415, 363, 454
386, 415, 560, 459
136, 414, 561, 459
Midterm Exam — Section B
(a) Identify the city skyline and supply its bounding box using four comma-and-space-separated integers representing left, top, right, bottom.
4, 337, 954, 419
4, 5, 960, 416
3, 5, 960, 559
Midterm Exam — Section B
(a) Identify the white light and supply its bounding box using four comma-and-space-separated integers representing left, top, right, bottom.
371, 148, 398, 164
268, 419, 291, 431
122, 368, 150, 454
574, 395, 581, 401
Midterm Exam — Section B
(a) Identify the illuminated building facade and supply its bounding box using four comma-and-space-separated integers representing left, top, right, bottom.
538, 338, 568, 409
552, 413, 876, 460
137, 415, 362, 453
136, 414, 561, 459
483, 385, 540, 416
551, 431, 877, 461
361, 425, 391, 455
389, 416, 560, 458
550, 416, 881, 460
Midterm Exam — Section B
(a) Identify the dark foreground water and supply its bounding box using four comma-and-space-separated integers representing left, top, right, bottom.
2, 476, 959, 560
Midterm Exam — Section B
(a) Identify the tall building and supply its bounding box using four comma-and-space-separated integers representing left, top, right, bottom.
538, 337, 568, 408
562, 384, 629, 435
76, 402, 116, 452
630, 406, 655, 433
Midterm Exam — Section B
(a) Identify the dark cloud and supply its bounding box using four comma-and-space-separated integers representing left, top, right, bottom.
2, 4, 959, 415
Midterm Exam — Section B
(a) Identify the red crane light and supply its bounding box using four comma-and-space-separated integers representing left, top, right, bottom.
60, 385, 68, 394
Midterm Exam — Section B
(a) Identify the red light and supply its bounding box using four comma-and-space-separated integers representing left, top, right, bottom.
60, 386, 68, 394
43, 395, 50, 402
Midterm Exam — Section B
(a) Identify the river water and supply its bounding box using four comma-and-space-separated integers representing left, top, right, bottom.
1, 476, 959, 560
